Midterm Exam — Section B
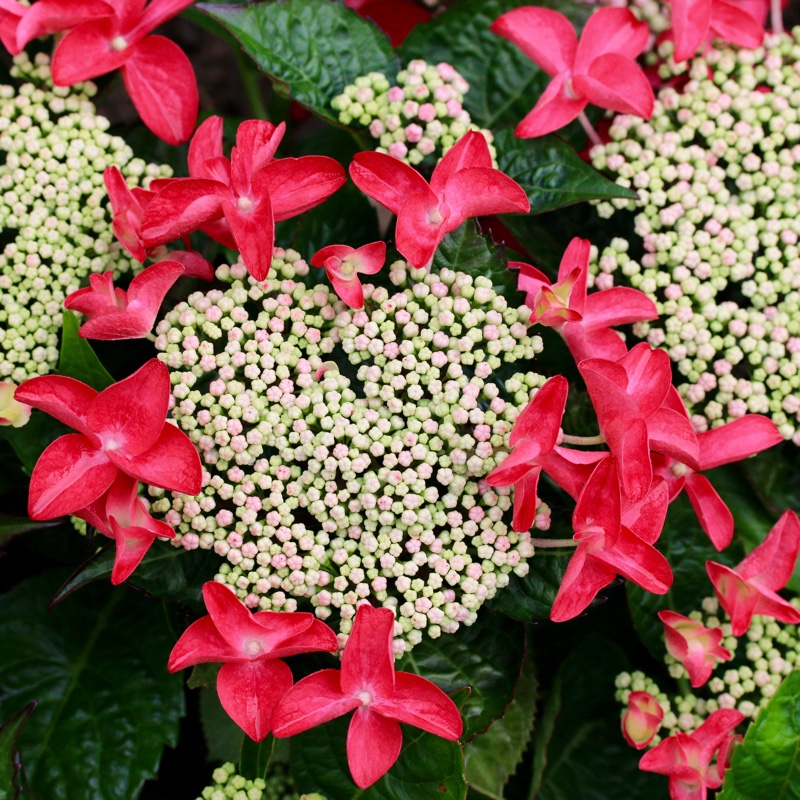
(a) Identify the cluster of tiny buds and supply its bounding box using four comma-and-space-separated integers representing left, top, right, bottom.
198, 761, 324, 800
589, 31, 800, 442
592, 0, 670, 41
615, 595, 800, 745
150, 249, 548, 653
331, 60, 496, 165
0, 51, 170, 382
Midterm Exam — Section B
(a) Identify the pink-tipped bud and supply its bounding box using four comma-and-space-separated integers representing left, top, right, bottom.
659, 610, 732, 688
622, 691, 663, 749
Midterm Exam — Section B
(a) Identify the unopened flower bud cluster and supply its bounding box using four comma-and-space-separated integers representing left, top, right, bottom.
197, 760, 323, 800
150, 250, 547, 653
590, 33, 800, 442
593, 0, 670, 42
615, 596, 800, 745
0, 52, 170, 382
331, 60, 496, 166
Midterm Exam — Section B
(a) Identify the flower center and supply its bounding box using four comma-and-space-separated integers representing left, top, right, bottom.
237, 196, 254, 213
101, 435, 122, 453
564, 75, 582, 101
110, 36, 129, 52
339, 257, 356, 278
243, 639, 263, 657
428, 208, 444, 225
671, 462, 689, 477
356, 690, 373, 707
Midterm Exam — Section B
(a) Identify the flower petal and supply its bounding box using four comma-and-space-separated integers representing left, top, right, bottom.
108, 521, 161, 584
168, 615, 240, 672
373, 672, 463, 740
669, 0, 711, 61
221, 189, 274, 282
441, 168, 530, 228
349, 151, 431, 215
511, 467, 541, 533
133, 0, 195, 40
341, 604, 395, 699
490, 7, 577, 77
217, 659, 293, 741
14, 375, 98, 439
595, 525, 673, 594
550, 545, 616, 622
696, 415, 783, 470
122, 35, 198, 145
737, 510, 800, 589
266, 617, 339, 659
127, 260, 184, 319
582, 287, 657, 330
329, 274, 365, 309
262, 156, 346, 221
236, 119, 285, 175
394, 189, 445, 268
188, 115, 224, 176
28, 434, 116, 519
347, 708, 403, 789
573, 7, 649, 71
708, 0, 764, 50
16, 0, 114, 54
430, 130, 493, 195
51, 18, 131, 86
684, 473, 733, 551
573, 53, 654, 118
515, 74, 587, 139
273, 669, 360, 737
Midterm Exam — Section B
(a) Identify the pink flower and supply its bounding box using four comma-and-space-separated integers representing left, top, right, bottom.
273, 603, 463, 789
141, 116, 346, 281
579, 343, 699, 503
515, 237, 657, 362
13, 0, 200, 144
74, 472, 175, 584
486, 375, 569, 532
311, 242, 386, 309
64, 261, 184, 340
349, 130, 529, 269
622, 691, 664, 749
707, 510, 800, 636
550, 456, 672, 622
168, 580, 338, 741
639, 709, 744, 800
103, 166, 214, 279
658, 610, 732, 688
669, 0, 764, 63
653, 406, 783, 550
14, 359, 202, 519
491, 7, 654, 138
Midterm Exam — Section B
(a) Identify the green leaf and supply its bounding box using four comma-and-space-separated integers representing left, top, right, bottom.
719, 670, 800, 800
0, 410, 69, 475
291, 713, 467, 800
51, 540, 219, 609
0, 572, 184, 800
240, 734, 275, 782
58, 311, 114, 391
202, 0, 398, 125
494, 129, 636, 215
199, 687, 243, 765
488, 552, 571, 621
626, 493, 745, 659
432, 220, 521, 305
464, 653, 538, 799
0, 516, 59, 550
396, 612, 525, 741
0, 703, 35, 800
399, 0, 590, 130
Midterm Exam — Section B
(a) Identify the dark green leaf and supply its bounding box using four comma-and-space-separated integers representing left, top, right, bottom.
719, 670, 800, 800
400, 0, 589, 130
0, 410, 69, 475
0, 703, 34, 800
202, 0, 397, 125
433, 220, 521, 305
199, 687, 243, 764
0, 516, 59, 550
58, 311, 114, 391
51, 539, 218, 609
291, 713, 466, 800
397, 612, 525, 740
240, 734, 275, 782
494, 129, 636, 216
737, 445, 800, 519
464, 652, 537, 799
488, 553, 571, 621
626, 493, 745, 659
0, 572, 184, 800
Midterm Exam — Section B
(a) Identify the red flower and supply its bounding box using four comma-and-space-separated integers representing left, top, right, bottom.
9, 0, 200, 145
141, 116, 346, 281
273, 603, 463, 789
639, 709, 744, 800
670, 0, 763, 63
14, 359, 202, 519
74, 472, 175, 584
349, 130, 529, 269
515, 236, 657, 363
579, 343, 699, 503
622, 690, 664, 749
658, 610, 732, 688
169, 581, 338, 741
707, 510, 800, 636
64, 261, 185, 340
491, 7, 654, 138
550, 456, 672, 622
311, 242, 386, 309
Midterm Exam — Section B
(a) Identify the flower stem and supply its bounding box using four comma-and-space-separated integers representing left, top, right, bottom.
578, 111, 603, 147
235, 49, 269, 121
772, 0, 784, 35
561, 433, 605, 446
531, 538, 578, 548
